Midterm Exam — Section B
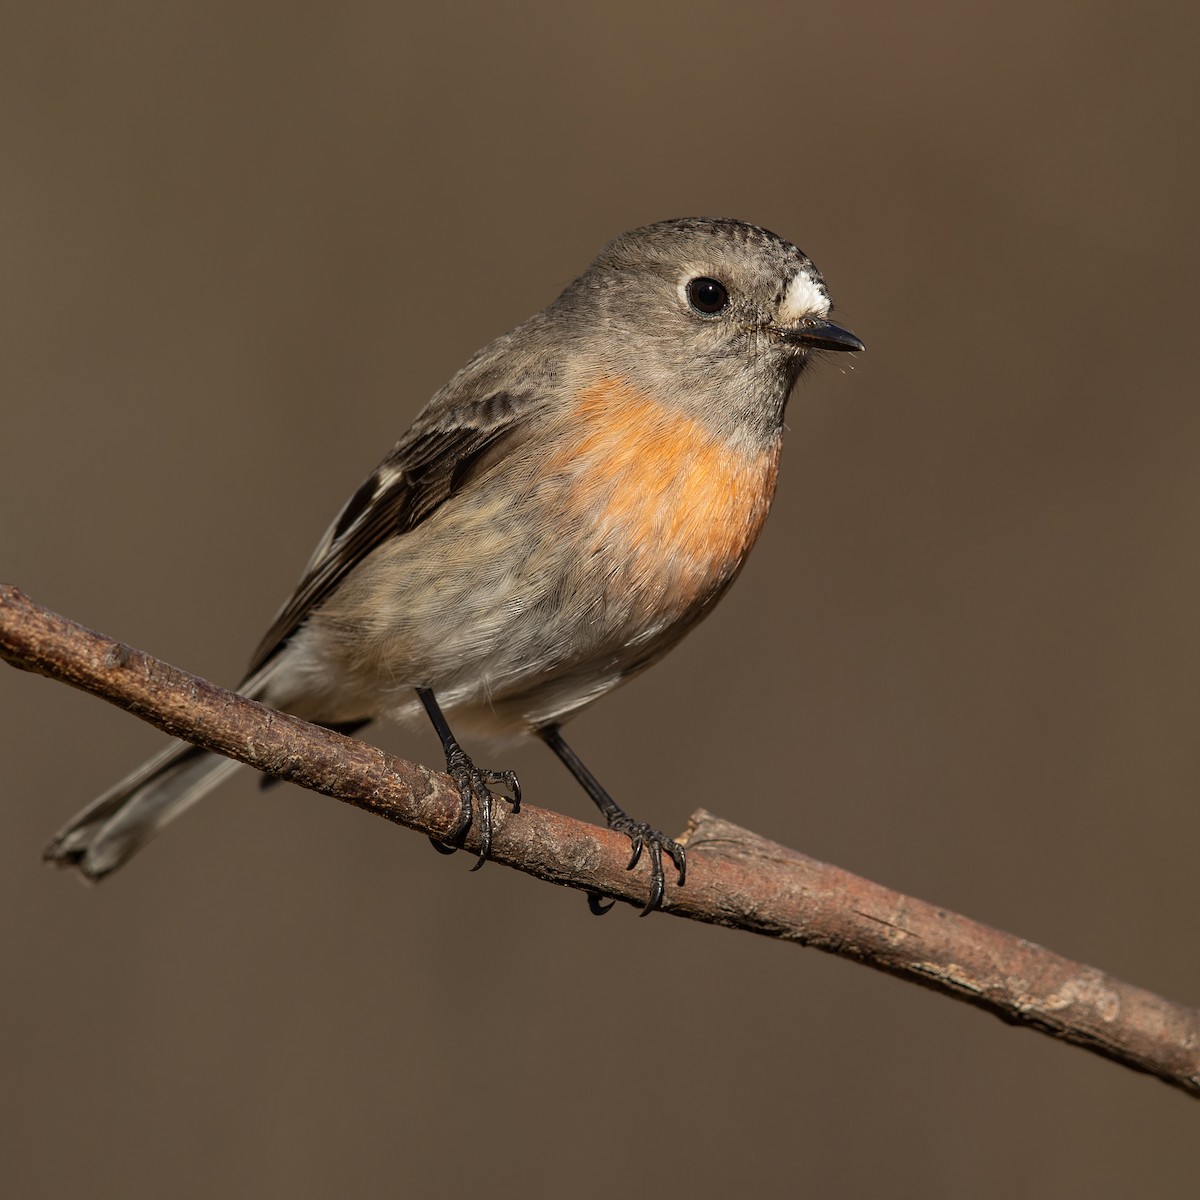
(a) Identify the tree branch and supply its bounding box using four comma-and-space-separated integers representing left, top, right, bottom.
2, 582, 1197, 1098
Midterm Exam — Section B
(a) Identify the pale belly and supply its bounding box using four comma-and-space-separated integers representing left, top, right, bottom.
268, 378, 782, 738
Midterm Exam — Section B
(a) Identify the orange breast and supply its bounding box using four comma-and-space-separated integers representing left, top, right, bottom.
550, 376, 781, 614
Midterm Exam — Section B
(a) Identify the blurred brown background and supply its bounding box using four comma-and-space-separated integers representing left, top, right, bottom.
2, 3, 1198, 1196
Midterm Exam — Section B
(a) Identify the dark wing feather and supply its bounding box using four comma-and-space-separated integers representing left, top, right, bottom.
243, 397, 528, 678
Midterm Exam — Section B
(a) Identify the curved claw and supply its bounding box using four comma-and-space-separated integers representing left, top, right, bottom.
586, 891, 616, 916
625, 835, 644, 871
639, 839, 666, 917
667, 841, 687, 887
470, 777, 492, 870
496, 770, 522, 814
447, 777, 474, 844
429, 837, 460, 856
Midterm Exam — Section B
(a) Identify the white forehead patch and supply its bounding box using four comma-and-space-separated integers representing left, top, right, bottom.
779, 269, 831, 322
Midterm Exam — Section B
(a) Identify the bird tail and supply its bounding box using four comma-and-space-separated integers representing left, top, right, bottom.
43, 741, 243, 882
43, 660, 291, 881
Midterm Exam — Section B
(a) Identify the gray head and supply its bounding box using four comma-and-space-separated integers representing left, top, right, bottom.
549, 217, 863, 436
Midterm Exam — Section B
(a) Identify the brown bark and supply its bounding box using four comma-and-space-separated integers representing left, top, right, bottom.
2, 582, 1197, 1098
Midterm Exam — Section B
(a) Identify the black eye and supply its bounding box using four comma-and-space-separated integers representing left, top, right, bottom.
686, 276, 729, 315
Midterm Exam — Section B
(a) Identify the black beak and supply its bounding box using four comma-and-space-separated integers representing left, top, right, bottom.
775, 317, 865, 353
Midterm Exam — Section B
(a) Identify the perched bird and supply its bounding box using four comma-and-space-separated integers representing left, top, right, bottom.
45, 217, 863, 913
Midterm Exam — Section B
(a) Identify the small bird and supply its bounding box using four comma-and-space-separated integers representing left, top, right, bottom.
45, 217, 863, 913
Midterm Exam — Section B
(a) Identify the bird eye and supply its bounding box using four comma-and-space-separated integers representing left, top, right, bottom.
686, 277, 729, 316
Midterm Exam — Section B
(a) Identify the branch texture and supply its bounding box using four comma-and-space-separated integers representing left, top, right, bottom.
3, 583, 1197, 1098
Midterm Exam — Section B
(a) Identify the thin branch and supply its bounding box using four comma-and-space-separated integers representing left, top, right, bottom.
2, 582, 1197, 1098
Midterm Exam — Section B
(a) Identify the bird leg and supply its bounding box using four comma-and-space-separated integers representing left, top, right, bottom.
539, 724, 686, 915
416, 687, 521, 868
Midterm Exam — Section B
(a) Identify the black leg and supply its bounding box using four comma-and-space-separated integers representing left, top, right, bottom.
539, 724, 686, 916
417, 687, 521, 867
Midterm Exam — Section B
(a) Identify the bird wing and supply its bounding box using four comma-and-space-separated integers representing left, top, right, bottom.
243, 393, 531, 678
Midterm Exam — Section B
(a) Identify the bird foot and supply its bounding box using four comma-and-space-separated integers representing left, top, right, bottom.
429, 743, 521, 869
600, 813, 687, 916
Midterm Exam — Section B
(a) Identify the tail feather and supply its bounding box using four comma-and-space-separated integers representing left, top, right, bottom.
44, 742, 242, 881
45, 661, 285, 881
